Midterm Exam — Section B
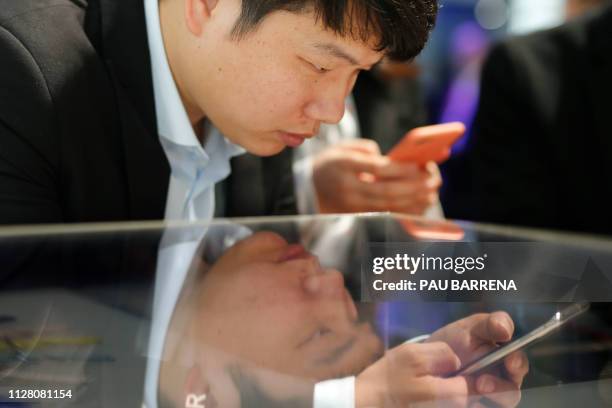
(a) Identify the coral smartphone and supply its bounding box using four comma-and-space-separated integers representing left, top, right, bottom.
453, 303, 590, 377
387, 122, 466, 165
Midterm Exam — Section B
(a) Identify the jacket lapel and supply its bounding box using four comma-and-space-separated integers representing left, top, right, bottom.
90, 0, 169, 220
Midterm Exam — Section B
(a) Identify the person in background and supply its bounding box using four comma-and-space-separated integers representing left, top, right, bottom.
293, 62, 444, 218
467, 3, 612, 235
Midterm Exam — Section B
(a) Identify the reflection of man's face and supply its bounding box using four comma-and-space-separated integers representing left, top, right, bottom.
193, 232, 382, 381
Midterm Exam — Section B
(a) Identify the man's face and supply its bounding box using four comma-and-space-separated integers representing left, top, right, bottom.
178, 0, 384, 156
193, 232, 382, 381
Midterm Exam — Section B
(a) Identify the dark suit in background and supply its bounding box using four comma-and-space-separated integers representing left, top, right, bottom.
467, 6, 612, 235
0, 0, 295, 226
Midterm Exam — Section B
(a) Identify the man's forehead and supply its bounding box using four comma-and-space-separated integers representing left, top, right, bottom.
268, 8, 384, 64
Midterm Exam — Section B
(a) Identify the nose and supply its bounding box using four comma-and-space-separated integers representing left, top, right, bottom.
319, 271, 358, 322
303, 85, 347, 125
305, 269, 359, 330
303, 269, 346, 299
319, 270, 346, 298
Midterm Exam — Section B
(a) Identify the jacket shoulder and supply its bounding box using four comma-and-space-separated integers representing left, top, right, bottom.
0, 0, 85, 22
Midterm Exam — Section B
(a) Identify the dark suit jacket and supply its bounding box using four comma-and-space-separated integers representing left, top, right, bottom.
0, 0, 296, 226
469, 6, 612, 235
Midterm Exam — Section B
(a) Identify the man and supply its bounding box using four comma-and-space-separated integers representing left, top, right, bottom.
468, 4, 612, 235
0, 0, 436, 225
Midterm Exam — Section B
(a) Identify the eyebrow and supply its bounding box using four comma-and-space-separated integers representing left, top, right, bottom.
312, 42, 362, 66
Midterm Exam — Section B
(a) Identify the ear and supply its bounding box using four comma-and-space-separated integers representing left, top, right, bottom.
185, 0, 219, 36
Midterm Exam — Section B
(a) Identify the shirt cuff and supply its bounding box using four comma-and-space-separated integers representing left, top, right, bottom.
292, 155, 320, 214
312, 336, 429, 408
314, 376, 355, 408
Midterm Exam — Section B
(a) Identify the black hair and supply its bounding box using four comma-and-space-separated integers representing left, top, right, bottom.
231, 0, 439, 61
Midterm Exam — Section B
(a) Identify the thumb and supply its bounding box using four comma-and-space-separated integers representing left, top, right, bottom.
342, 152, 390, 176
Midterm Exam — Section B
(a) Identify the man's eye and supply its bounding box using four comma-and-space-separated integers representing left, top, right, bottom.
304, 59, 330, 73
299, 57, 331, 74
312, 63, 330, 73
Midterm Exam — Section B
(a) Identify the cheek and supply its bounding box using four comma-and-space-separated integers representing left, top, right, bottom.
221, 49, 311, 122
239, 70, 311, 126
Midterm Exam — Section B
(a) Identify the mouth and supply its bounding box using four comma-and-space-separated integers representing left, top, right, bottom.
278, 131, 314, 148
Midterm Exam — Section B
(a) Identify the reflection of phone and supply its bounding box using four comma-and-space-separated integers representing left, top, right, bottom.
454, 303, 590, 377
387, 122, 465, 165
398, 218, 465, 241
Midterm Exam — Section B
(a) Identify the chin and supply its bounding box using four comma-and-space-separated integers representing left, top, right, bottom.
245, 139, 286, 157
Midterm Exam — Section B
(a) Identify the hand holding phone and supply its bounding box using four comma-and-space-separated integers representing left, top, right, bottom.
453, 303, 590, 377
387, 122, 465, 165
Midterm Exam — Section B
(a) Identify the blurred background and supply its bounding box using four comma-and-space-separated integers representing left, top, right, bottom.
423, 0, 568, 218
353, 0, 607, 222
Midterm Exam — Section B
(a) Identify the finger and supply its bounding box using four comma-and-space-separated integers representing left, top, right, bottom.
425, 160, 440, 175
424, 162, 443, 188
337, 138, 382, 155
411, 376, 469, 408
431, 148, 451, 163
425, 174, 443, 190
342, 153, 390, 175
503, 351, 529, 387
359, 179, 431, 201
375, 161, 424, 179
474, 374, 522, 407
470, 312, 514, 344
395, 342, 461, 377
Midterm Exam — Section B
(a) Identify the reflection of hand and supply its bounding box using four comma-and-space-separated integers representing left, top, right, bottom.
312, 139, 441, 214
355, 342, 468, 407
427, 312, 529, 407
